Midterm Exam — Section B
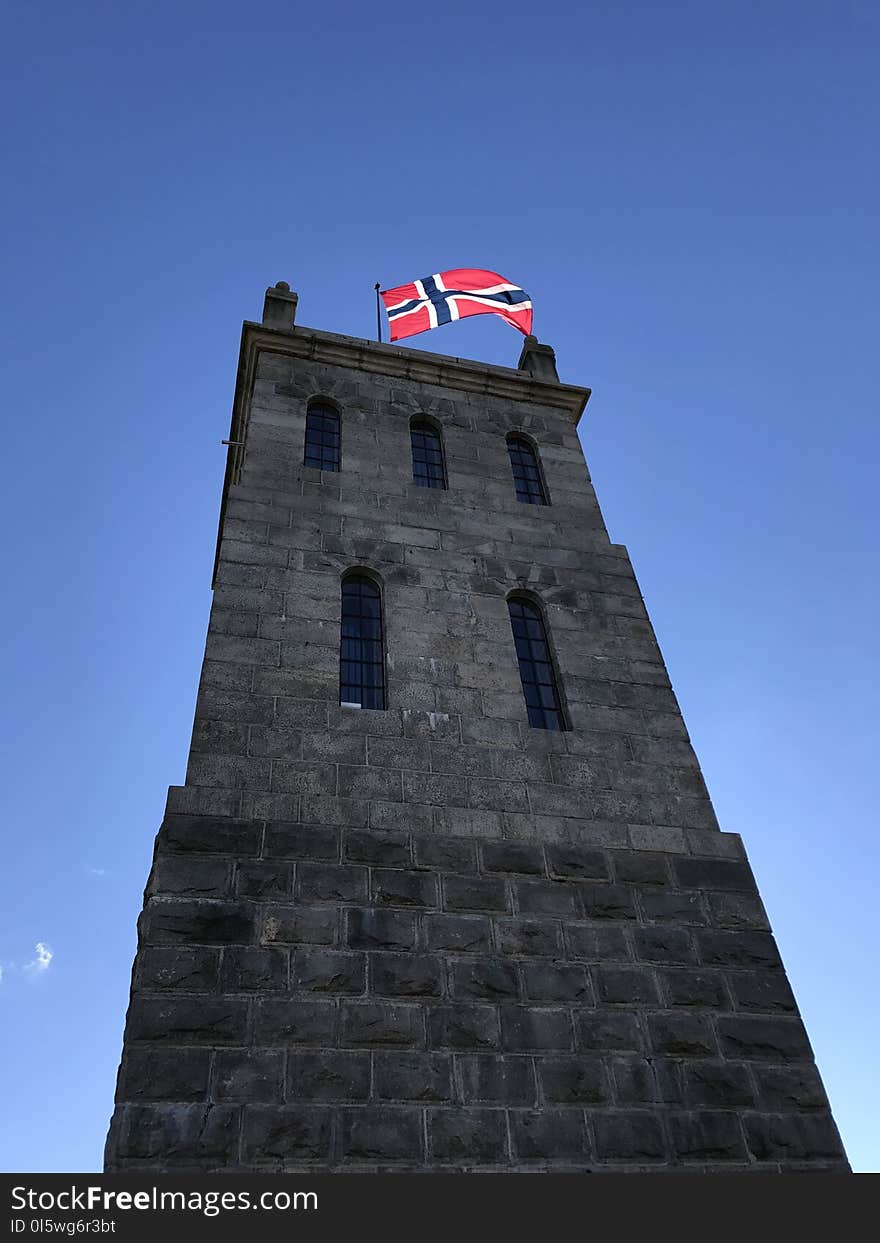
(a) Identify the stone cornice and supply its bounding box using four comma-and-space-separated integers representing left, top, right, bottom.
243, 321, 591, 417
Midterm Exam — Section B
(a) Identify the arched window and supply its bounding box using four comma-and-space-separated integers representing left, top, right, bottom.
507, 597, 565, 730
410, 420, 446, 489
304, 401, 340, 471
507, 436, 547, 505
340, 576, 385, 709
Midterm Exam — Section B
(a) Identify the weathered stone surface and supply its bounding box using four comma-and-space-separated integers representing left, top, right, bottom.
137, 947, 220, 992
458, 1055, 536, 1105
374, 1052, 453, 1102
253, 999, 337, 1045
672, 858, 755, 892
372, 952, 443, 997
264, 824, 338, 860
633, 926, 695, 964
593, 1111, 666, 1161
293, 949, 365, 994
501, 1008, 572, 1052
429, 1108, 507, 1162
580, 883, 636, 920
754, 1064, 828, 1110
482, 842, 544, 875
150, 856, 231, 898
538, 1057, 609, 1103
346, 907, 416, 949
296, 862, 367, 904
161, 816, 260, 856
522, 962, 590, 1002
444, 875, 508, 913
728, 970, 797, 1013
262, 904, 337, 946
287, 1052, 371, 1102
118, 1049, 211, 1102
126, 997, 248, 1045
243, 1106, 332, 1161
683, 1062, 756, 1108
743, 1113, 845, 1162
451, 958, 519, 1001
639, 891, 705, 925
235, 861, 292, 899
576, 1011, 643, 1052
213, 1050, 284, 1103
496, 918, 560, 957
221, 947, 287, 992
667, 1111, 748, 1161
612, 851, 670, 886
340, 1107, 424, 1162
424, 913, 492, 952
611, 1056, 657, 1104
344, 830, 411, 866
341, 1002, 422, 1047
510, 1110, 588, 1160
143, 899, 255, 945
660, 968, 728, 1009
547, 844, 609, 880
595, 966, 659, 1005
414, 837, 477, 873
372, 867, 438, 908
697, 929, 782, 968
716, 1015, 812, 1061
516, 879, 580, 917
113, 1104, 240, 1162
428, 1005, 499, 1050
566, 923, 630, 961
648, 1013, 717, 1057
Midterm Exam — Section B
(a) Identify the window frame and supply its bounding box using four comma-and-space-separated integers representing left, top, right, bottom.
409, 417, 447, 490
304, 399, 341, 472
506, 434, 548, 506
339, 572, 387, 710
507, 593, 567, 731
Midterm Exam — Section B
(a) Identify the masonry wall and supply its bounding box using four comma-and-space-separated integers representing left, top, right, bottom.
104, 323, 848, 1172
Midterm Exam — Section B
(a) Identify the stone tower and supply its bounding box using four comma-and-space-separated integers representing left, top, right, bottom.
105, 282, 848, 1172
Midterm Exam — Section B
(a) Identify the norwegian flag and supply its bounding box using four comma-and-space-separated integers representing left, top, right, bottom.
380, 268, 533, 342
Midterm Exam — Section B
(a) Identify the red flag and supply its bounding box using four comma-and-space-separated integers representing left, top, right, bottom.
380, 269, 533, 342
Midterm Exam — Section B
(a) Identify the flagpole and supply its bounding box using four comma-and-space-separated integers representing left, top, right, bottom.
374, 283, 382, 343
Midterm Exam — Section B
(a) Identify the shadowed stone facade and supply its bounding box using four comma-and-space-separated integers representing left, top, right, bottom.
104, 282, 849, 1172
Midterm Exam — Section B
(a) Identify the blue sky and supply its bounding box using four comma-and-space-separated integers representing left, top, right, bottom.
1, 1, 877, 1172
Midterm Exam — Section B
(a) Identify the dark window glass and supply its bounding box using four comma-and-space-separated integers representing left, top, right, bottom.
340, 576, 385, 709
507, 436, 547, 505
304, 403, 340, 471
507, 598, 565, 730
410, 421, 446, 489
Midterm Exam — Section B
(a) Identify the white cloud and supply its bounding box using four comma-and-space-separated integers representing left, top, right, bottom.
85, 865, 107, 877
0, 942, 56, 981
24, 942, 53, 973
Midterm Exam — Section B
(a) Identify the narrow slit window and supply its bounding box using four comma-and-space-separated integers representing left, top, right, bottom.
340, 576, 386, 709
508, 598, 565, 730
410, 421, 446, 489
304, 402, 340, 471
507, 436, 547, 505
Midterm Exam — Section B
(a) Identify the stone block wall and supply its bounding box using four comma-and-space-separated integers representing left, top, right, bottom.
106, 812, 846, 1171
176, 331, 717, 835
104, 319, 848, 1171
